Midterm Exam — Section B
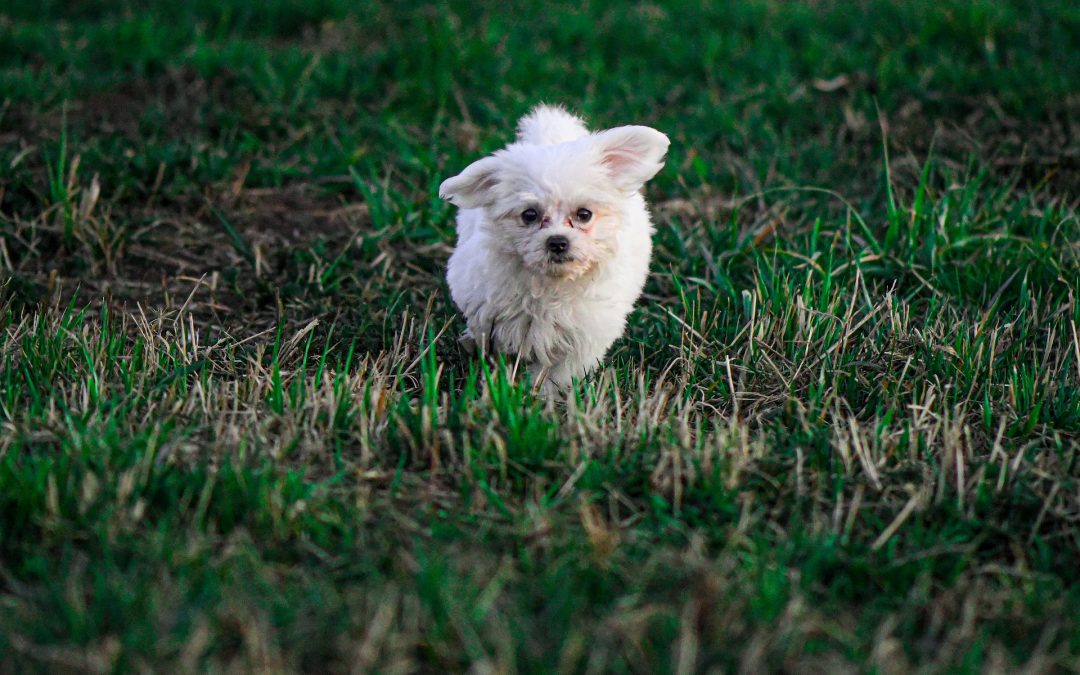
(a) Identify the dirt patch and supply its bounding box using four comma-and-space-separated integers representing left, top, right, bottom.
218, 183, 368, 247
3, 66, 245, 143
3, 181, 372, 343
114, 184, 368, 315
79, 66, 248, 140
880, 94, 1080, 194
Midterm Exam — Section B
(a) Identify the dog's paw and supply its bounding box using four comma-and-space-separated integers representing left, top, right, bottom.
534, 378, 565, 401
528, 364, 567, 401
457, 330, 477, 354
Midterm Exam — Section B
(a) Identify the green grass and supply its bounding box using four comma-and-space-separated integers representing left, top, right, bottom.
2, 0, 1080, 671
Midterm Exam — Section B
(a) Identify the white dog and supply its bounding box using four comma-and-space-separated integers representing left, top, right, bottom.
439, 105, 669, 394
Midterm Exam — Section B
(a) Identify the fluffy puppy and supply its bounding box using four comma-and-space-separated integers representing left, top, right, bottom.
440, 105, 669, 394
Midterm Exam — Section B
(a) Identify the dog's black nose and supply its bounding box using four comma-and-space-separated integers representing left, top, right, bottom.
546, 235, 569, 254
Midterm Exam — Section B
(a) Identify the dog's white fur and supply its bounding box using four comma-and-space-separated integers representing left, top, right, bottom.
440, 105, 669, 394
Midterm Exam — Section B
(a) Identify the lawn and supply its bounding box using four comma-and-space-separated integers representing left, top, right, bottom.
1, 0, 1079, 671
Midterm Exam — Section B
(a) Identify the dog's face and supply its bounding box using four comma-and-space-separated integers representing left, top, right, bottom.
440, 126, 669, 279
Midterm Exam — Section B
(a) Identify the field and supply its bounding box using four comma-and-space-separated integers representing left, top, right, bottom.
2, 0, 1080, 671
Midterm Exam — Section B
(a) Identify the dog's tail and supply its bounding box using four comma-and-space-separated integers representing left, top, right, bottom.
516, 104, 589, 145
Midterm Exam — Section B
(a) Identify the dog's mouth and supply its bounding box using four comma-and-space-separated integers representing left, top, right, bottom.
542, 252, 595, 279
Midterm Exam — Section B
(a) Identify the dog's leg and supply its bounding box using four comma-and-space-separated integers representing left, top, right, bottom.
528, 363, 562, 400
532, 359, 588, 400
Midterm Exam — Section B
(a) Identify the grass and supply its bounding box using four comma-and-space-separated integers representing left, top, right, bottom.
1, 0, 1079, 671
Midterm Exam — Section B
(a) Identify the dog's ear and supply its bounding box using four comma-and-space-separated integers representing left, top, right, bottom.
592, 125, 670, 193
439, 156, 502, 208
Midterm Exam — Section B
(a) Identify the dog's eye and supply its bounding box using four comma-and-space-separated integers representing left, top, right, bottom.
521, 208, 539, 224
576, 208, 592, 223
